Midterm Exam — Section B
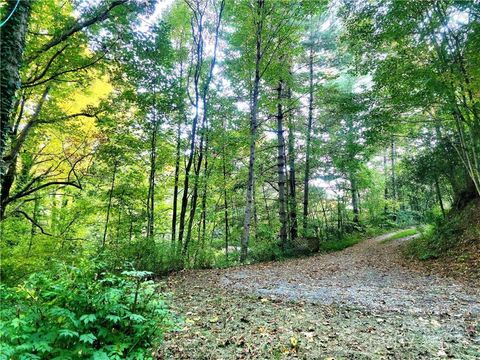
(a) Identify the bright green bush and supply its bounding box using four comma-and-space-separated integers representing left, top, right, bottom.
0, 262, 173, 359
250, 239, 284, 262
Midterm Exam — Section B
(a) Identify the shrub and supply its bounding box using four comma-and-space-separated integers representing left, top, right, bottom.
250, 238, 284, 262
319, 234, 361, 252
0, 262, 173, 359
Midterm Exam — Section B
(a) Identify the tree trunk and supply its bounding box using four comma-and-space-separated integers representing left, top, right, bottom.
391, 139, 397, 201
222, 149, 230, 261
179, 0, 224, 255
177, 11, 203, 249
286, 83, 298, 240
434, 177, 446, 218
146, 118, 158, 239
200, 130, 209, 245
171, 119, 181, 245
1, 86, 50, 220
350, 175, 359, 224
241, 0, 264, 262
303, 44, 314, 235
0, 0, 32, 170
276, 81, 288, 250
390, 139, 397, 220
383, 151, 389, 215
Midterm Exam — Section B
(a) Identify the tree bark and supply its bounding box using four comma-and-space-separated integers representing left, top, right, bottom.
241, 0, 264, 262
286, 83, 298, 240
303, 43, 314, 235
383, 151, 389, 215
177, 3, 204, 249
350, 175, 359, 223
0, 0, 32, 170
276, 81, 288, 250
222, 147, 230, 261
434, 177, 446, 218
171, 118, 181, 244
146, 116, 159, 239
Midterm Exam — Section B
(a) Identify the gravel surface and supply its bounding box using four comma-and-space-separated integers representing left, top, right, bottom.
221, 232, 480, 316
158, 231, 480, 359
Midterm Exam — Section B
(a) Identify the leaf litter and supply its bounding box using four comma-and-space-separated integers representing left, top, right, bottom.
157, 232, 480, 359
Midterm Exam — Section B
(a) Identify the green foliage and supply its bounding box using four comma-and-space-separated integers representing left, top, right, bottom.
405, 200, 480, 261
0, 262, 173, 359
318, 234, 362, 252
250, 238, 285, 263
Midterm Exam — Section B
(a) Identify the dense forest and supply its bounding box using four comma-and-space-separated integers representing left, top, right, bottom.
1, 0, 479, 358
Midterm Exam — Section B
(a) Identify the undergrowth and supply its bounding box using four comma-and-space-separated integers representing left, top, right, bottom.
0, 261, 174, 359
405, 199, 480, 260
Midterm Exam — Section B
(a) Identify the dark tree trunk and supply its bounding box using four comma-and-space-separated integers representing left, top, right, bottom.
350, 175, 359, 223
179, 0, 224, 255
276, 81, 288, 250
1, 86, 49, 220
286, 84, 298, 240
177, 10, 203, 249
303, 44, 314, 235
146, 118, 158, 239
0, 0, 32, 169
435, 177, 446, 218
171, 119, 181, 244
222, 149, 229, 261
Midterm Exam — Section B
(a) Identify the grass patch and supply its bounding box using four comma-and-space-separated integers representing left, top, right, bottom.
380, 228, 418, 244
319, 235, 361, 252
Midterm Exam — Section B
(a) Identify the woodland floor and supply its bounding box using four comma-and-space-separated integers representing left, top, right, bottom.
157, 231, 480, 359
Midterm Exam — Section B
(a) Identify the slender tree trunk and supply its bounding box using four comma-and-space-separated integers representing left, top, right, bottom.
222, 150, 229, 261
383, 151, 389, 215
177, 10, 203, 248
337, 196, 342, 233
171, 119, 181, 244
434, 177, 446, 218
276, 81, 288, 250
390, 139, 397, 220
102, 161, 117, 248
184, 128, 204, 254
286, 84, 298, 241
262, 183, 272, 227
303, 44, 314, 235
241, 0, 264, 262
146, 118, 158, 239
180, 0, 224, 255
350, 175, 359, 224
200, 130, 209, 244
391, 139, 397, 201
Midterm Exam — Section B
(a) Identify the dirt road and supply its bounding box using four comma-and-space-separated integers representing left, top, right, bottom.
159, 231, 480, 359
